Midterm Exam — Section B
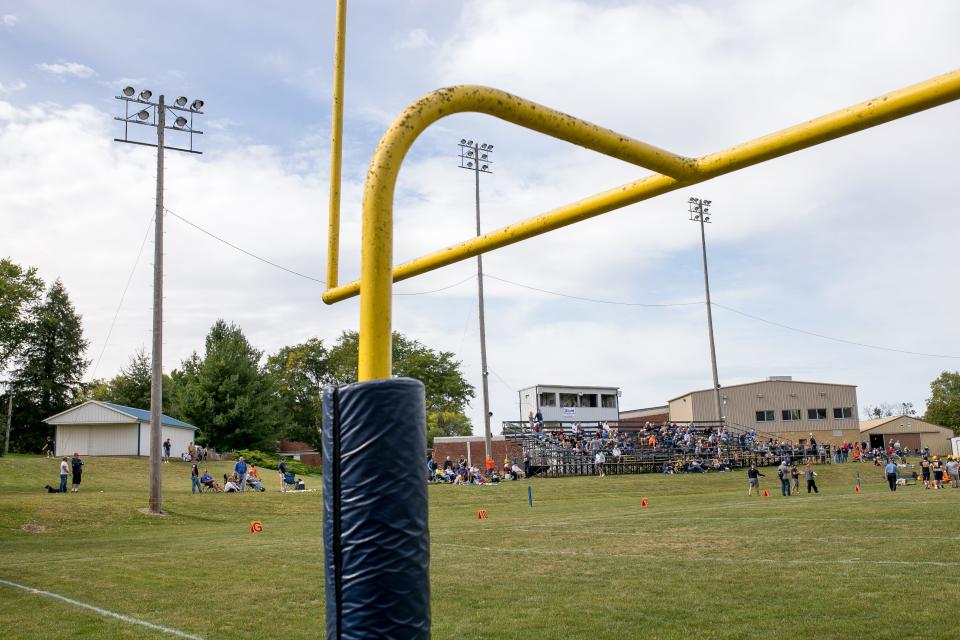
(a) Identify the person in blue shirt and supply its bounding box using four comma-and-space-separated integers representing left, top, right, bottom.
234, 456, 248, 492
884, 460, 898, 491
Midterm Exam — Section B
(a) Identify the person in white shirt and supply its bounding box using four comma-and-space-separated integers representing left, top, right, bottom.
595, 450, 606, 477
58, 457, 69, 493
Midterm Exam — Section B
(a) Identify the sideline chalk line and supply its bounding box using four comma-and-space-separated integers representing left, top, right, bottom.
0, 578, 204, 640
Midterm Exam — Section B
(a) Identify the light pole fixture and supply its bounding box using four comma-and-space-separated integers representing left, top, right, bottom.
458, 138, 494, 462
688, 196, 723, 425
114, 87, 205, 514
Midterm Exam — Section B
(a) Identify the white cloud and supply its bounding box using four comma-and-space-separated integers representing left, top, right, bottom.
396, 28, 435, 51
36, 62, 97, 79
0, 80, 26, 94
1, 14, 17, 28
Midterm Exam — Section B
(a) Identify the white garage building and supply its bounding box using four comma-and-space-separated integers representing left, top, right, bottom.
44, 401, 199, 457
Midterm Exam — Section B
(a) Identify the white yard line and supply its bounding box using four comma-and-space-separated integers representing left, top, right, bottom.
433, 542, 960, 568
0, 578, 204, 640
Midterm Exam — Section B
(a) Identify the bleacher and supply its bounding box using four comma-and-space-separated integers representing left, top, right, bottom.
503, 419, 831, 478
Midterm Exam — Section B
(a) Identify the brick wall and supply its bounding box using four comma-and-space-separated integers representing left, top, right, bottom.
431, 439, 523, 469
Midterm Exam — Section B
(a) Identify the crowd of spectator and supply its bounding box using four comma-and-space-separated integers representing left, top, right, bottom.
426, 454, 527, 484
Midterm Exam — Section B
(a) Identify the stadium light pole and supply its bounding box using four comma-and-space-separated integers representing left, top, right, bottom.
688, 197, 723, 425
458, 139, 494, 461
114, 87, 204, 514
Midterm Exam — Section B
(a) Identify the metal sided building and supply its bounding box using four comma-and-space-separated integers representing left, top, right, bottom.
44, 401, 199, 457
668, 377, 859, 445
519, 384, 621, 424
859, 416, 954, 455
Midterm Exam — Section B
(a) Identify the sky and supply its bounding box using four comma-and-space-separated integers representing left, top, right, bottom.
1, 0, 958, 433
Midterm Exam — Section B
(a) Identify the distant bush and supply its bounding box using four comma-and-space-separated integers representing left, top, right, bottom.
235, 449, 319, 476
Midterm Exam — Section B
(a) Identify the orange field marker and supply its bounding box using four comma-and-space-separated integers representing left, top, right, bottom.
477, 509, 488, 520
854, 485, 861, 493
640, 498, 649, 508
249, 520, 263, 534
762, 490, 769, 497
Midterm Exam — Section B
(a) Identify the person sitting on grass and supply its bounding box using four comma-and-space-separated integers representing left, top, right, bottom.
200, 471, 222, 492
224, 474, 241, 492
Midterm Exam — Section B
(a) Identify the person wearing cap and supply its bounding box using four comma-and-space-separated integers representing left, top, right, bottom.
884, 459, 898, 492
777, 460, 791, 496
70, 452, 84, 493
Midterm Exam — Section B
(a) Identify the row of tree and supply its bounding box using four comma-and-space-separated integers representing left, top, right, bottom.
1, 257, 475, 454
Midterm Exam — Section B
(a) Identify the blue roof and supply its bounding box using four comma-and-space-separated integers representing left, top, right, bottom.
102, 402, 198, 430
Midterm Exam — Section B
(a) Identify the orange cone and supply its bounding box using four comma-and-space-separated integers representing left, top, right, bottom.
641, 498, 649, 508
762, 489, 769, 497
854, 485, 861, 493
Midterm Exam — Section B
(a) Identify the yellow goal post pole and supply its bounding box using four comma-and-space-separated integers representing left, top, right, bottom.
323, 69, 960, 382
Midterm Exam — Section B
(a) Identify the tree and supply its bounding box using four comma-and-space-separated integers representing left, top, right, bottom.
10, 279, 90, 452
171, 320, 274, 451
426, 411, 473, 448
264, 338, 329, 451
94, 347, 173, 411
863, 402, 913, 419
924, 371, 960, 434
327, 331, 475, 414
326, 331, 475, 443
0, 258, 43, 372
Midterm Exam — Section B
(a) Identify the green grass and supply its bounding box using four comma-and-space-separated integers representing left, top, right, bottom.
1, 455, 957, 639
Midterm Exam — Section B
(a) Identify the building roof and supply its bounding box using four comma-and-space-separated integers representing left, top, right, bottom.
44, 400, 198, 430
521, 384, 620, 391
859, 416, 952, 434
668, 379, 857, 403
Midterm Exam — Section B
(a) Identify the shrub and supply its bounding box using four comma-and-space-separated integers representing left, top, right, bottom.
235, 449, 318, 476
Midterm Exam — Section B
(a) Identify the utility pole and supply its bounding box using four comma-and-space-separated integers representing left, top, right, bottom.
3, 385, 12, 456
458, 139, 494, 460
115, 87, 204, 514
688, 197, 723, 425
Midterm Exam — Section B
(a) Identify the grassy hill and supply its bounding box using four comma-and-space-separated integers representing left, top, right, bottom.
1, 455, 957, 639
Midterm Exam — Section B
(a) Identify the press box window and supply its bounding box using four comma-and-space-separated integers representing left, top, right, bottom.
601, 394, 617, 408
580, 394, 598, 408
756, 410, 775, 422
833, 407, 853, 419
782, 409, 801, 421
807, 408, 827, 420
539, 392, 556, 407
559, 393, 579, 407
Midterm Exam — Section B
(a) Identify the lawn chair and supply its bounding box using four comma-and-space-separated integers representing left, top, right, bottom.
282, 471, 298, 492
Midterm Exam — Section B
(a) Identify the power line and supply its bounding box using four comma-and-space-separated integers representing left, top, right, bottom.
90, 212, 154, 379
483, 273, 702, 307
485, 271, 959, 359
394, 274, 475, 295
711, 302, 960, 360
164, 207, 327, 285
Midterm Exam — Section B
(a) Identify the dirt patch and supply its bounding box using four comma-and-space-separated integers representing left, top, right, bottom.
20, 523, 50, 534
136, 507, 167, 517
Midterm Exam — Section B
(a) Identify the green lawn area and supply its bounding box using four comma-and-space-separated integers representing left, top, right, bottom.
1, 454, 957, 639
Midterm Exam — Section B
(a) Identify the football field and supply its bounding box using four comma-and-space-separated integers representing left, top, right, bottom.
1, 455, 957, 639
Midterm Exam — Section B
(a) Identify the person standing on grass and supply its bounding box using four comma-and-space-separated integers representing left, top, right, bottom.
747, 463, 764, 496
777, 460, 791, 496
59, 456, 69, 493
595, 449, 606, 478
163, 438, 171, 463
42, 436, 55, 458
70, 452, 83, 493
791, 464, 800, 494
884, 459, 898, 491
278, 457, 287, 492
946, 456, 960, 489
191, 462, 203, 494
931, 456, 944, 489
234, 456, 248, 492
804, 463, 818, 494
